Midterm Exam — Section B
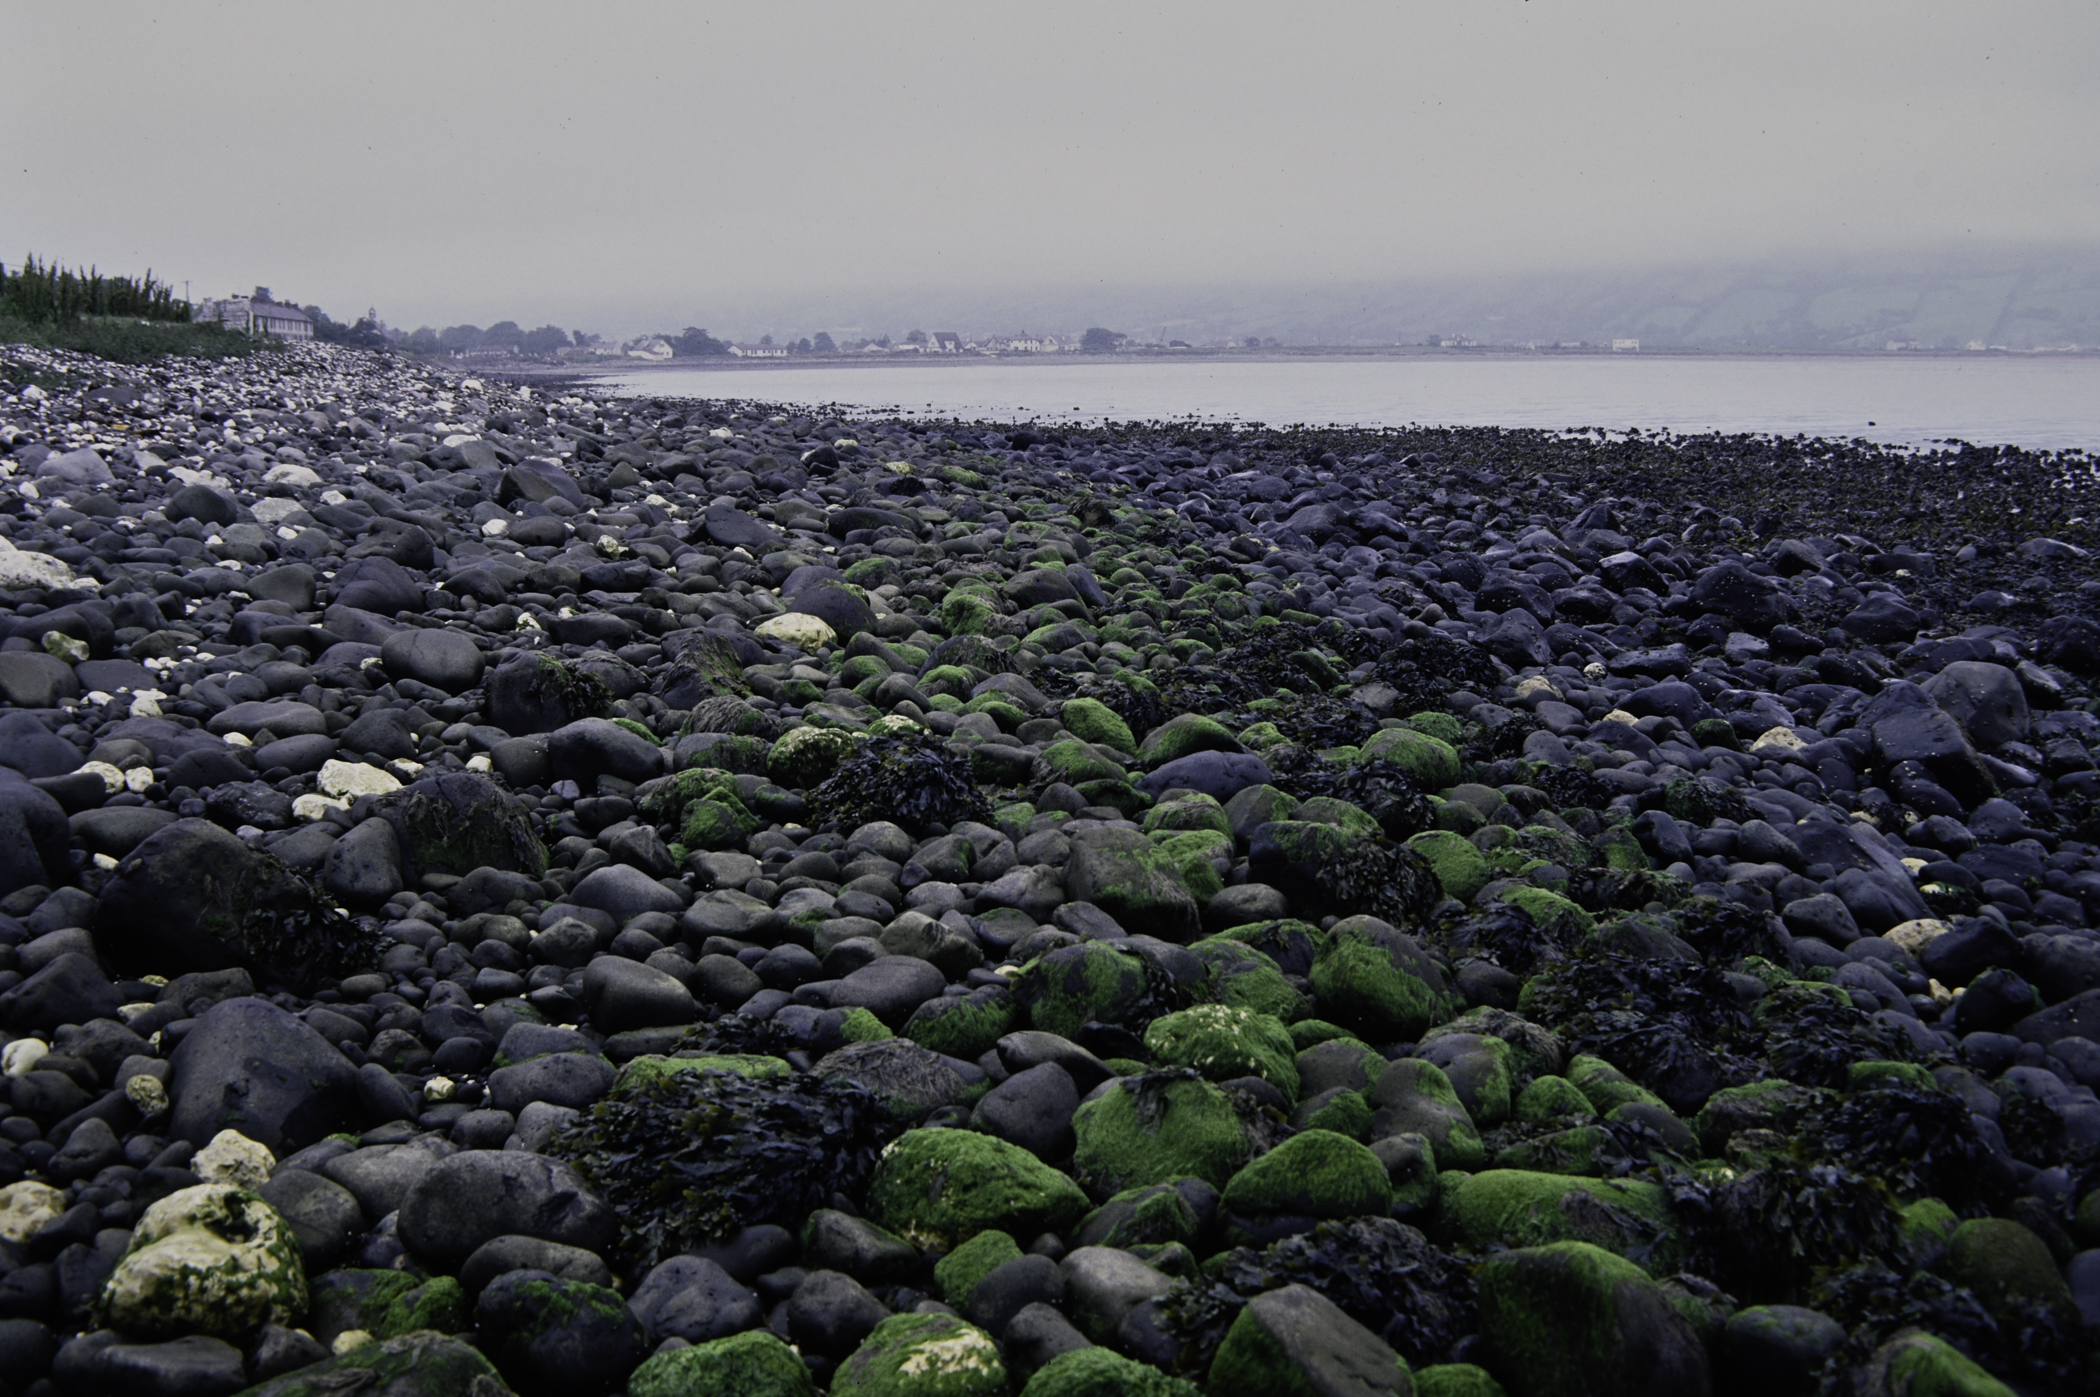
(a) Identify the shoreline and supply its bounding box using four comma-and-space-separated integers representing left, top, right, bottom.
0, 335, 2095, 1394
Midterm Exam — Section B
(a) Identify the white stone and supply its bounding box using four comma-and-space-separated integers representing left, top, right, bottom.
481, 518, 510, 536
1751, 726, 1807, 753
754, 613, 837, 649
263, 462, 322, 487
125, 765, 156, 792
466, 753, 493, 773
100, 1183, 307, 1338
1514, 676, 1562, 702
0, 1181, 66, 1244
126, 1074, 169, 1114
250, 497, 305, 524
320, 759, 401, 798
2, 1038, 49, 1078
77, 760, 127, 793
0, 538, 80, 591
1886, 918, 1952, 958
194, 1129, 275, 1190
293, 793, 349, 821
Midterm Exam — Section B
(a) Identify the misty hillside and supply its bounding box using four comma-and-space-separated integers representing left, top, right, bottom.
755, 245, 2100, 352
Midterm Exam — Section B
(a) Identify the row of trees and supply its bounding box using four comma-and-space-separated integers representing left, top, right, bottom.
1, 255, 192, 324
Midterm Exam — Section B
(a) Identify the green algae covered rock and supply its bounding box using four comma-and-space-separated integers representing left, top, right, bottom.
98, 1182, 306, 1338
1309, 917, 1453, 1042
238, 1331, 505, 1397
1514, 1076, 1594, 1125
868, 1128, 1088, 1250
1856, 1330, 2016, 1397
1220, 1129, 1393, 1229
1566, 1056, 1666, 1116
1944, 1216, 2078, 1324
1014, 942, 1151, 1038
1192, 938, 1307, 1023
832, 1312, 1008, 1397
935, 1228, 1022, 1306
1062, 698, 1138, 754
906, 986, 1017, 1060
1367, 1058, 1484, 1172
769, 725, 861, 788
1142, 792, 1231, 838
1072, 1073, 1261, 1199
1144, 1004, 1300, 1097
306, 1268, 466, 1347
1406, 830, 1490, 903
1207, 1283, 1413, 1397
1448, 1171, 1680, 1272
1475, 1242, 1711, 1397
1137, 713, 1244, 768
1496, 886, 1594, 939
1019, 1346, 1203, 1397
1412, 1365, 1507, 1397
1359, 727, 1461, 790
1074, 1181, 1211, 1251
1062, 826, 1203, 942
613, 1053, 793, 1093
628, 1329, 815, 1397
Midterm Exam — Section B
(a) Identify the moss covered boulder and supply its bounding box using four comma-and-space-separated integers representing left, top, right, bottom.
1062, 826, 1202, 941
867, 1128, 1088, 1249
1207, 1283, 1412, 1397
1192, 938, 1307, 1023
1412, 1366, 1508, 1397
1944, 1217, 2077, 1324
1014, 941, 1151, 1038
832, 1312, 1008, 1397
1137, 714, 1243, 768
1406, 830, 1490, 903
1514, 1076, 1594, 1125
1367, 1059, 1485, 1171
1475, 1242, 1710, 1397
768, 726, 861, 788
1019, 1346, 1203, 1397
98, 1183, 306, 1338
905, 985, 1017, 1060
1448, 1171, 1680, 1273
1144, 1004, 1300, 1097
1220, 1129, 1393, 1236
1309, 919, 1453, 1042
934, 1229, 1022, 1307
237, 1331, 505, 1397
1855, 1330, 2016, 1397
628, 1329, 816, 1397
1072, 1074, 1261, 1199
307, 1268, 467, 1347
1359, 727, 1461, 790
1061, 698, 1137, 754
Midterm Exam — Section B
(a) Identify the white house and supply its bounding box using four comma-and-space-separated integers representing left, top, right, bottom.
931, 332, 962, 353
1611, 339, 1640, 352
213, 288, 314, 341
729, 343, 788, 358
625, 337, 674, 361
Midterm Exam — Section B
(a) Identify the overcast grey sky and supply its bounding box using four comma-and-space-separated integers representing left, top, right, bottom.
6, 2, 2096, 335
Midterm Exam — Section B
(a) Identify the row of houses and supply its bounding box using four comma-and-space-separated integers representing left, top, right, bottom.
197, 288, 315, 340
619, 332, 1088, 360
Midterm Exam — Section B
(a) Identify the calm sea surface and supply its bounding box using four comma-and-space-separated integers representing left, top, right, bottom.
604, 355, 2100, 453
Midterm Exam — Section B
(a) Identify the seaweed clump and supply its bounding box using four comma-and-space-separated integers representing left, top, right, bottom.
1157, 1218, 1475, 1374
1267, 753, 1432, 840
1520, 952, 1760, 1113
547, 1066, 900, 1267
814, 732, 992, 834
1367, 631, 1499, 715
1809, 1262, 2089, 1396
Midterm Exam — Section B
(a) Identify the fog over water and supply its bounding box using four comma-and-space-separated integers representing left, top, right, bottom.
6, 4, 2096, 339
607, 356, 2100, 453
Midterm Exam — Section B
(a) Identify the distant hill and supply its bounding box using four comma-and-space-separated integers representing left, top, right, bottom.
671, 244, 2100, 352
